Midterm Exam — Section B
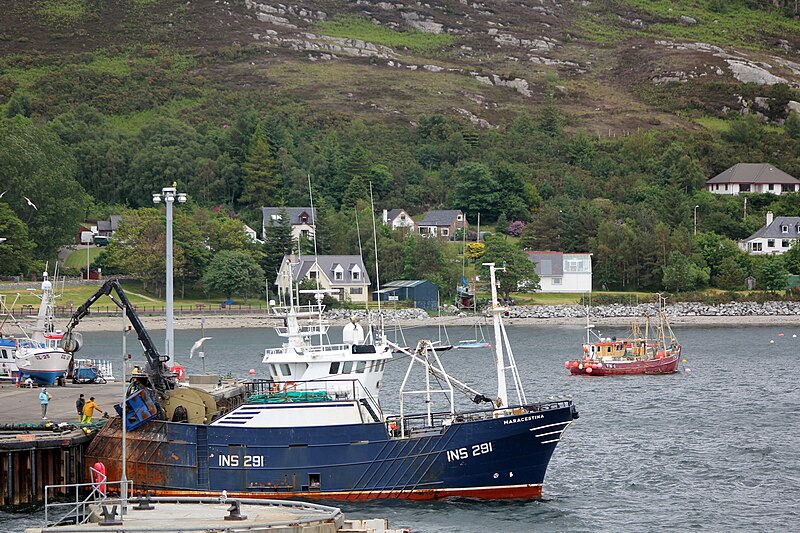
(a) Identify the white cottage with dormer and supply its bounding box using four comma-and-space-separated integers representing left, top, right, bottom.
275, 255, 371, 303
739, 211, 800, 255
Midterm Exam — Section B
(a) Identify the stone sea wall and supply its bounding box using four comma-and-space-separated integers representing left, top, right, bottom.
326, 301, 800, 322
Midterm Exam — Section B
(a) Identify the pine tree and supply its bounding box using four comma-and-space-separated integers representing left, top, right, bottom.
240, 127, 279, 210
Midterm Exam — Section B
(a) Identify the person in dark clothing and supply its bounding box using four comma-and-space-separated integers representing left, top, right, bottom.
76, 394, 85, 421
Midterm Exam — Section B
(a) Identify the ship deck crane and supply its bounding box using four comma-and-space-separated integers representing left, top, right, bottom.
63, 279, 176, 395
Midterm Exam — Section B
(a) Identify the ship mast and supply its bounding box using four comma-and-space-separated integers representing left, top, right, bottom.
484, 263, 526, 408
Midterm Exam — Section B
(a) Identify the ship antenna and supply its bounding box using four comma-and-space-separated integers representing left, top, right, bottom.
369, 182, 384, 342
307, 174, 325, 346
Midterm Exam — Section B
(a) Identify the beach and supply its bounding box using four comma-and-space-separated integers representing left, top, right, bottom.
42, 311, 800, 332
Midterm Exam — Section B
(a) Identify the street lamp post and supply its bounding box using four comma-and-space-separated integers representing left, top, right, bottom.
693, 205, 699, 236
152, 184, 187, 365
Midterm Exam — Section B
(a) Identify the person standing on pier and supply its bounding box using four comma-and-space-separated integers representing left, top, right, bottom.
76, 394, 85, 421
39, 387, 51, 420
82, 396, 102, 424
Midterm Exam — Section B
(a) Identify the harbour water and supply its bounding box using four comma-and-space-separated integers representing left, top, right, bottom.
2, 322, 798, 532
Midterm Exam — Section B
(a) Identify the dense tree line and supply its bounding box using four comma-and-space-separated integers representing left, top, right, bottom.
2, 88, 800, 297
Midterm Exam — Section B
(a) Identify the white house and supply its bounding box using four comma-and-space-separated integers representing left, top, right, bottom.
706, 163, 800, 196
527, 251, 592, 293
261, 207, 316, 242
739, 211, 800, 255
382, 209, 416, 232
275, 255, 371, 303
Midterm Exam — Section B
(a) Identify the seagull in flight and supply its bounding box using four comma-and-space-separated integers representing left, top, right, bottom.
23, 196, 37, 210
0, 191, 6, 199
190, 337, 213, 359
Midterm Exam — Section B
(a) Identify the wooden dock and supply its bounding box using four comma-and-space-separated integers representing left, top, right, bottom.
0, 381, 125, 507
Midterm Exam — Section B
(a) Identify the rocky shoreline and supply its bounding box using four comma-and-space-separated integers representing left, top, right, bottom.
46, 302, 800, 332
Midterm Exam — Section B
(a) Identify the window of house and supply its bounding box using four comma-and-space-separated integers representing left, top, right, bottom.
309, 270, 317, 279
457, 214, 463, 221
783, 240, 791, 248
783, 184, 794, 192
740, 184, 750, 192
552, 277, 562, 285
769, 184, 775, 191
715, 184, 719, 190
301, 230, 309, 239
782, 225, 789, 234
768, 239, 775, 248
565, 258, 590, 273
329, 362, 340, 374
442, 228, 449, 236
724, 184, 728, 190
350, 287, 363, 295
334, 267, 343, 280
752, 242, 762, 252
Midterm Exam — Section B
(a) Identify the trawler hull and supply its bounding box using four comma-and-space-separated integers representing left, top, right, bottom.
86, 401, 576, 500
568, 351, 680, 375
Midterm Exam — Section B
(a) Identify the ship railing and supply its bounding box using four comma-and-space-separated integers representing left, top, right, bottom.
269, 304, 324, 317
274, 324, 330, 337
263, 342, 358, 358
44, 466, 133, 527
386, 399, 573, 438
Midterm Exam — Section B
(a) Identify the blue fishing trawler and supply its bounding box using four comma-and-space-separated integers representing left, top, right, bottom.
67, 263, 577, 501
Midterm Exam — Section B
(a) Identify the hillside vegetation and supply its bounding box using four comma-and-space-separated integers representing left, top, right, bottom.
1, 0, 800, 299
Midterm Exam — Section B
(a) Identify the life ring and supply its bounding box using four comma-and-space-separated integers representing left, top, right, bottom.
282, 382, 297, 392
92, 462, 107, 495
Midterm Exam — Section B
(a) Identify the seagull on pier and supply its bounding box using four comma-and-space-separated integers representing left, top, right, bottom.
23, 196, 37, 210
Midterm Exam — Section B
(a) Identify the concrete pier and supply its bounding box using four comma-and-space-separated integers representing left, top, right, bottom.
22, 496, 408, 533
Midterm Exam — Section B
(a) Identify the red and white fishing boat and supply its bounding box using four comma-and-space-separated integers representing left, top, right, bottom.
565, 299, 681, 376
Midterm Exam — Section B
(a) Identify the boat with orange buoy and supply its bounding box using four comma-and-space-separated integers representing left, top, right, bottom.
565, 297, 681, 376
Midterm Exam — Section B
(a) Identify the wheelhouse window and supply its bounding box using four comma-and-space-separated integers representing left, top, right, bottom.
342, 361, 353, 373
280, 363, 291, 376
329, 362, 340, 374
355, 361, 366, 373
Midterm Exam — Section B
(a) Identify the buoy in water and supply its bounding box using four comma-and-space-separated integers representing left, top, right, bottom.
249, 369, 256, 374
681, 359, 687, 363
778, 333, 785, 337
585, 366, 593, 374
572, 361, 579, 369
564, 361, 571, 369
794, 334, 797, 338
685, 368, 692, 372
770, 340, 775, 344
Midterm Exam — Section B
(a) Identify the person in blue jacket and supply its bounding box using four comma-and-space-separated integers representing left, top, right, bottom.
39, 387, 52, 420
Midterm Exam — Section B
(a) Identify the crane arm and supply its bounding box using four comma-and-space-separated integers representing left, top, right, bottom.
65, 279, 174, 393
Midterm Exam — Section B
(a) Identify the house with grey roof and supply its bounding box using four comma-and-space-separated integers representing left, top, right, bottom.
96, 215, 122, 237
739, 211, 800, 255
527, 251, 592, 293
261, 207, 316, 242
382, 209, 416, 232
417, 210, 467, 240
275, 254, 371, 303
706, 163, 800, 195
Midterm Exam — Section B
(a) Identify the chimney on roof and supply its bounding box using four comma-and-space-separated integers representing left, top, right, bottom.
766, 211, 774, 226
382, 209, 388, 224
